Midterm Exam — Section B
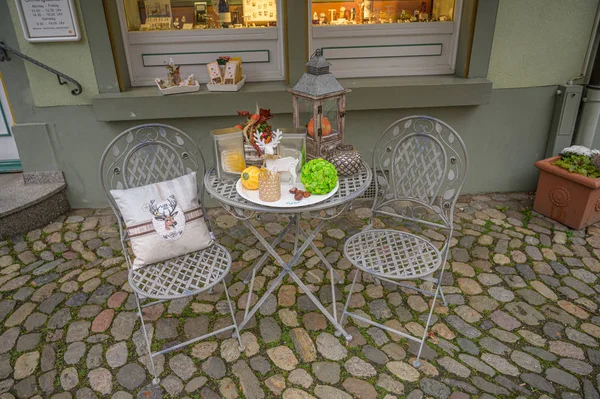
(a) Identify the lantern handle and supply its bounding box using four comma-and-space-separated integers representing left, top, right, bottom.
310, 49, 323, 59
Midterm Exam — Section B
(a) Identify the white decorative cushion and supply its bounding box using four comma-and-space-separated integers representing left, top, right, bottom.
110, 172, 213, 269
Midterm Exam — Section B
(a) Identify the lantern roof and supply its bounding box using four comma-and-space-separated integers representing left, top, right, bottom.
291, 49, 345, 98
307, 49, 331, 74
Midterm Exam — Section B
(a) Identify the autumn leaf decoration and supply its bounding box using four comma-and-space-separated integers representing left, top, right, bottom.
236, 106, 274, 157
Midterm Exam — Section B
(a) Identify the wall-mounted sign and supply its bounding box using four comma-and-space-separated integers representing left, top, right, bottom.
15, 0, 81, 42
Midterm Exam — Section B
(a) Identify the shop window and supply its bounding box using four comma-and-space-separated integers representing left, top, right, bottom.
118, 0, 285, 86
309, 0, 462, 78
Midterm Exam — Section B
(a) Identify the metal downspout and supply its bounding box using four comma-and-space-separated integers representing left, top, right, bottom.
572, 3, 600, 147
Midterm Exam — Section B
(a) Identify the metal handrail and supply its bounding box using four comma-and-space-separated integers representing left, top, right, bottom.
0, 41, 82, 96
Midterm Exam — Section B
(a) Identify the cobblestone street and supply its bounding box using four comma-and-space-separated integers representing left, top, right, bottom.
0, 193, 599, 398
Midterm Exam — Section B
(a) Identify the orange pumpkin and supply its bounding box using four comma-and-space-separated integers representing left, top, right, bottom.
307, 117, 333, 137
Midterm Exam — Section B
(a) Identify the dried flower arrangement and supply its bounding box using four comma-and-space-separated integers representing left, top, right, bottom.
235, 106, 274, 157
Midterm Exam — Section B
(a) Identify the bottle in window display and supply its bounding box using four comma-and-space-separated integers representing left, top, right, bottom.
219, 0, 232, 28
363, 0, 372, 23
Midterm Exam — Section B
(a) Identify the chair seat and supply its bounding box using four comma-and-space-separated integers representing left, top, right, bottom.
129, 243, 231, 300
344, 229, 441, 280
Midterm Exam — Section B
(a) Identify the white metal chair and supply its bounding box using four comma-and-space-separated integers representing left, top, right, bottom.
99, 124, 243, 384
339, 116, 468, 368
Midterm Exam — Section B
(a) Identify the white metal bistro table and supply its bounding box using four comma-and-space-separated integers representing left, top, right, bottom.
204, 161, 372, 340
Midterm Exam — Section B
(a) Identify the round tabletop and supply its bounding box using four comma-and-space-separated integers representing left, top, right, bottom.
204, 160, 372, 214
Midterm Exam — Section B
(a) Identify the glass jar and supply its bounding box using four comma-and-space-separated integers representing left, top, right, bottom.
211, 127, 246, 180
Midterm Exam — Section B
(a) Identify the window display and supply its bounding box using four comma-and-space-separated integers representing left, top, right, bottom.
117, 0, 284, 85
122, 0, 278, 31
309, 0, 462, 78
311, 0, 455, 26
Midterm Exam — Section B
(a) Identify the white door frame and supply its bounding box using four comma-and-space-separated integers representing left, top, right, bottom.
0, 73, 21, 172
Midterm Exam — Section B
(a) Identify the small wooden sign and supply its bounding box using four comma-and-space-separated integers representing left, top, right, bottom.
15, 0, 80, 42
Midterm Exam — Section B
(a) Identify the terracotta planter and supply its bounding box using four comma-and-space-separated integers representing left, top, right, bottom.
533, 156, 600, 230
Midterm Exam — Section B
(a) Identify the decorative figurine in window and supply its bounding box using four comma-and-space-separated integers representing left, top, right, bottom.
167, 58, 181, 86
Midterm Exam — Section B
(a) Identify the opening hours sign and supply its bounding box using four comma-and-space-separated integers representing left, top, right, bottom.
15, 0, 81, 42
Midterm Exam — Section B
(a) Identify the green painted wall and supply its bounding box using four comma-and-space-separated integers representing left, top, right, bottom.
7, 0, 99, 106
488, 0, 599, 88
9, 86, 555, 208
0, 0, 568, 208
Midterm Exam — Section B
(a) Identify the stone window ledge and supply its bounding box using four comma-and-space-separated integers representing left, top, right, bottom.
92, 76, 492, 122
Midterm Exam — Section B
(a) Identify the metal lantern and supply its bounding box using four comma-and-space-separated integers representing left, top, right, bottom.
288, 49, 350, 159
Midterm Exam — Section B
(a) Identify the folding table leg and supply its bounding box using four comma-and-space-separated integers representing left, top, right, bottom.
235, 268, 289, 333
223, 280, 245, 351
243, 216, 297, 284
285, 270, 352, 340
297, 225, 343, 283
238, 218, 352, 339
294, 215, 300, 254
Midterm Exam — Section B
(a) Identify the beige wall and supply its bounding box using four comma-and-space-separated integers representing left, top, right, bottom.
488, 0, 599, 89
7, 0, 98, 107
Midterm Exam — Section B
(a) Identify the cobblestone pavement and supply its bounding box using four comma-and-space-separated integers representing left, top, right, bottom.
1, 193, 600, 398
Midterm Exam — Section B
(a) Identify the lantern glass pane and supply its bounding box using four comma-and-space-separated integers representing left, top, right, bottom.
297, 96, 316, 133
321, 97, 340, 136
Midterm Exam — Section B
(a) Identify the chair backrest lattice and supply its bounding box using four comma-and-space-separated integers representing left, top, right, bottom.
373, 116, 468, 229
99, 124, 209, 228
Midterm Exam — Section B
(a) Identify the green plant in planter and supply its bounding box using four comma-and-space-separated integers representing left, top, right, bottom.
554, 145, 600, 178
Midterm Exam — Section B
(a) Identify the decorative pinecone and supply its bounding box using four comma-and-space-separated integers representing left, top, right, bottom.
593, 154, 600, 171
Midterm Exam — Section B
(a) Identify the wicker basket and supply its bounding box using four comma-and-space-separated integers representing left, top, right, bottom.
258, 171, 281, 202
326, 144, 362, 176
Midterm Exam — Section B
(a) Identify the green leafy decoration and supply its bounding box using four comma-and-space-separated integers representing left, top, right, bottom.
300, 159, 338, 194
554, 153, 600, 178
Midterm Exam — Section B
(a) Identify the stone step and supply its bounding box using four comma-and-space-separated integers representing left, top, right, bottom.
0, 171, 69, 237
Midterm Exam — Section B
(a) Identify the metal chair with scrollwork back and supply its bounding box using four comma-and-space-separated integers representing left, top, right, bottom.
99, 124, 244, 384
340, 116, 468, 368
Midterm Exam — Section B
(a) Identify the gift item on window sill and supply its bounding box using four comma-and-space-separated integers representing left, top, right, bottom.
207, 75, 246, 92
155, 58, 199, 95
206, 56, 245, 91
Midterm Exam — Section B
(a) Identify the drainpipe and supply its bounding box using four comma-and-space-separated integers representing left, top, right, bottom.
572, 5, 600, 147
574, 86, 600, 148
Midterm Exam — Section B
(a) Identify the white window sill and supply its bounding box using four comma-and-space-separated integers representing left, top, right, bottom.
92, 76, 492, 122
